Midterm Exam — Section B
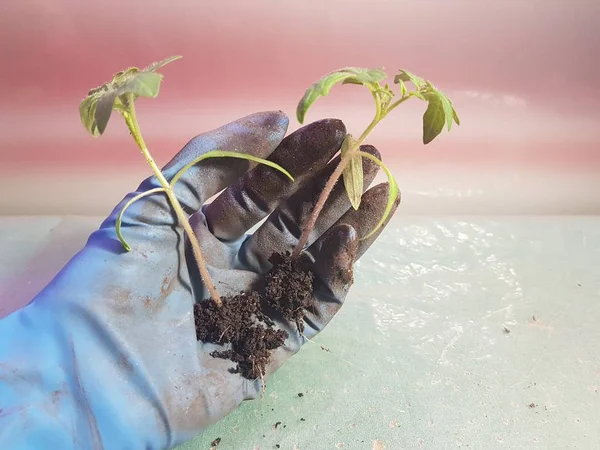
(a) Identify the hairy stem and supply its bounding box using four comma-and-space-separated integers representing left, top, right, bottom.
291, 91, 413, 258
292, 156, 347, 259
122, 94, 221, 306
291, 115, 382, 258
385, 95, 411, 114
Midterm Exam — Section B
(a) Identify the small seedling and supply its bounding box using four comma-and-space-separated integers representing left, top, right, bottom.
79, 56, 293, 306
292, 67, 460, 257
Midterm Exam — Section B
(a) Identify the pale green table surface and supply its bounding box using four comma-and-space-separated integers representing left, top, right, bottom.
1, 215, 599, 449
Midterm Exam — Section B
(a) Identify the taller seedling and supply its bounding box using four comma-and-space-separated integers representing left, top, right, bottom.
292, 68, 460, 257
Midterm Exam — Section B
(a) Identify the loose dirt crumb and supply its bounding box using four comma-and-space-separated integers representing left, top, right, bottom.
264, 252, 314, 333
194, 291, 287, 379
194, 252, 315, 379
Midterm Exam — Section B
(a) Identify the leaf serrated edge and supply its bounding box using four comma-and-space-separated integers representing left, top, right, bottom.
143, 55, 182, 73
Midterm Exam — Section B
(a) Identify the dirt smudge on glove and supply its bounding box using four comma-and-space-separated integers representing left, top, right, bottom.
105, 286, 135, 316
160, 275, 176, 301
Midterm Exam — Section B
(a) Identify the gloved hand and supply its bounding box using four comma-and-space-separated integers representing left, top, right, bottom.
0, 111, 399, 450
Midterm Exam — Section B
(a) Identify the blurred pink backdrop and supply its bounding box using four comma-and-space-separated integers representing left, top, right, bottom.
0, 0, 599, 215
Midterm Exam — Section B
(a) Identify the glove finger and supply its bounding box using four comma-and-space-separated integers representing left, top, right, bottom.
203, 119, 347, 242
332, 181, 401, 261
137, 111, 289, 214
238, 145, 381, 273
301, 223, 359, 338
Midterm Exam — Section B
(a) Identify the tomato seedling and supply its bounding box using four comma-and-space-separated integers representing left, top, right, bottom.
79, 56, 293, 306
292, 67, 460, 257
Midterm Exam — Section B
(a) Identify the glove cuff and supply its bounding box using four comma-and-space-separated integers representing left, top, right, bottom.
0, 296, 170, 449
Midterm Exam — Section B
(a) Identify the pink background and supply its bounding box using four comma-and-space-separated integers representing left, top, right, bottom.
1, 0, 599, 215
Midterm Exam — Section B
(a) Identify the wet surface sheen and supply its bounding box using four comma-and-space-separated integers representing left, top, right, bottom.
1, 215, 599, 449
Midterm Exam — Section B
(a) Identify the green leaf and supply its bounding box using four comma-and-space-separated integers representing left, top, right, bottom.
428, 85, 458, 131
440, 94, 455, 131
340, 135, 363, 210
421, 87, 460, 143
169, 150, 294, 188
94, 89, 120, 136
79, 55, 181, 137
453, 109, 461, 126
422, 93, 445, 144
296, 67, 387, 124
342, 68, 387, 85
143, 55, 183, 73
344, 154, 364, 210
125, 72, 164, 98
394, 70, 425, 89
357, 151, 400, 241
399, 80, 408, 97
79, 88, 105, 137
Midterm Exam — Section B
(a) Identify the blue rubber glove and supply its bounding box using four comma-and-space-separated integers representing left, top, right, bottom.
0, 111, 399, 450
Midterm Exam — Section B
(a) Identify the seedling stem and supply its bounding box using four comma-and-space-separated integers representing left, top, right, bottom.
121, 93, 221, 303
